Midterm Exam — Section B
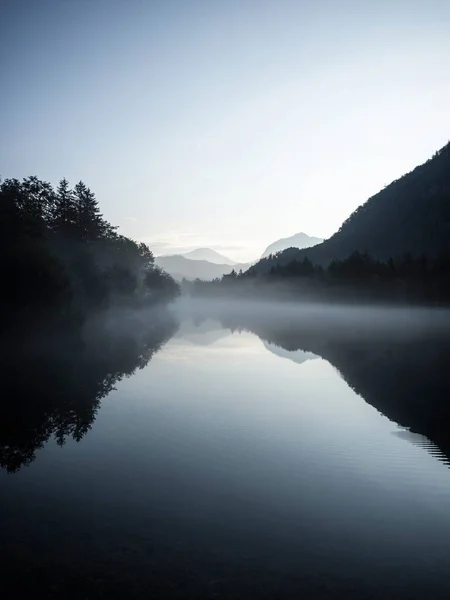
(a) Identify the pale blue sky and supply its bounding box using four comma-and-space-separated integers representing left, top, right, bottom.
2, 0, 450, 260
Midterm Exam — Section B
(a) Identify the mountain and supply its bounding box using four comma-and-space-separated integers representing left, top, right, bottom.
263, 342, 317, 366
175, 318, 230, 346
253, 142, 450, 271
261, 232, 323, 258
180, 248, 236, 265
155, 255, 250, 281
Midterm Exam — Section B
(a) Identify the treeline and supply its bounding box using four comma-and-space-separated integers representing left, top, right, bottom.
185, 251, 450, 305
0, 176, 179, 330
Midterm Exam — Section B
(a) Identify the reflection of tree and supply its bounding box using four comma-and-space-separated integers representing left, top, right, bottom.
217, 309, 450, 465
0, 311, 178, 473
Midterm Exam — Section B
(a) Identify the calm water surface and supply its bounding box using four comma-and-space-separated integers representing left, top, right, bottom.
2, 308, 450, 599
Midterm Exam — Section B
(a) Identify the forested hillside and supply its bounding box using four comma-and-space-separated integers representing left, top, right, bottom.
253, 142, 450, 272
0, 176, 179, 331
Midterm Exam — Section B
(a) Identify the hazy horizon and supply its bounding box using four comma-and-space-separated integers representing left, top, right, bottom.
2, 0, 450, 261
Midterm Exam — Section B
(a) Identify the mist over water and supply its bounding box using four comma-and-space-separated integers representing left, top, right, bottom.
2, 300, 450, 599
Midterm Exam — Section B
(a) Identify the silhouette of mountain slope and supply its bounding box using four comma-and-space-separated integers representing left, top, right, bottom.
252, 142, 450, 271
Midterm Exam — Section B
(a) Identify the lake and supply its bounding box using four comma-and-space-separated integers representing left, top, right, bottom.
2, 302, 450, 599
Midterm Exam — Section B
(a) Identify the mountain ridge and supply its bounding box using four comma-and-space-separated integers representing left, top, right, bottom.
252, 141, 450, 272
155, 254, 250, 281
262, 232, 323, 258
173, 248, 236, 265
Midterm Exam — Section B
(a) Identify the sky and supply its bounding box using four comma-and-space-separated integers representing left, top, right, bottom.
1, 0, 450, 261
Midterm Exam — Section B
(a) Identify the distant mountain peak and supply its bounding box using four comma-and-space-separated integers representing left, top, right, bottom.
154, 254, 251, 281
180, 248, 236, 265
262, 232, 323, 258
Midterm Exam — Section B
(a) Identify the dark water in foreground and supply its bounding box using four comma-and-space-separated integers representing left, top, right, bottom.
2, 304, 450, 599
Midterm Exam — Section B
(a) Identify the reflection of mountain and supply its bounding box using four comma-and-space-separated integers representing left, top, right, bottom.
263, 341, 317, 366
391, 430, 449, 465
0, 311, 177, 473
314, 336, 450, 464
216, 307, 450, 466
175, 318, 230, 346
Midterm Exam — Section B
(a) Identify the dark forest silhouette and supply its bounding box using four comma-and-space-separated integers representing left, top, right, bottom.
186, 251, 450, 305
254, 141, 450, 270
0, 176, 179, 333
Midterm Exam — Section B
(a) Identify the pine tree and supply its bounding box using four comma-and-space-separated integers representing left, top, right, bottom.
74, 181, 112, 241
137, 242, 154, 271
0, 178, 23, 241
52, 178, 77, 237
21, 175, 56, 225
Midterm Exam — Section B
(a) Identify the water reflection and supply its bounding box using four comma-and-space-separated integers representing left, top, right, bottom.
0, 310, 177, 473
210, 306, 450, 468
392, 430, 450, 467
4, 303, 450, 475
263, 341, 317, 365
3, 305, 450, 599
